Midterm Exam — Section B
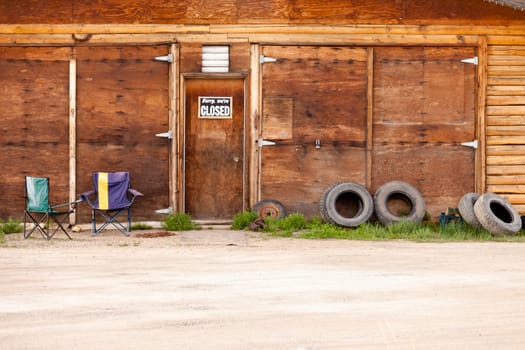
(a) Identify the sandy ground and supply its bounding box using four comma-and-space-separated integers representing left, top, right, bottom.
2, 229, 525, 350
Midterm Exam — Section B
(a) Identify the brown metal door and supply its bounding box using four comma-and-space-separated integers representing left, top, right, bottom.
184, 77, 245, 220
372, 47, 477, 217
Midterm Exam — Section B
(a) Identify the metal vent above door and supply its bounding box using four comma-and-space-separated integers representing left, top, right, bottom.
202, 46, 229, 73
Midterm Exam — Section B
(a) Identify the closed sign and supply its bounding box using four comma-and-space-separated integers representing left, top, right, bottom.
199, 96, 232, 119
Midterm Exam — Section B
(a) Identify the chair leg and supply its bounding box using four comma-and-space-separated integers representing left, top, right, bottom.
24, 211, 50, 240
48, 213, 73, 240
92, 209, 130, 236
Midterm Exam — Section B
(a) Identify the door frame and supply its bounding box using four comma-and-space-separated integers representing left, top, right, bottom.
179, 72, 248, 219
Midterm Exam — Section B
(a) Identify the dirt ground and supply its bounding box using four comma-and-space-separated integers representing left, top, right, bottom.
2, 228, 525, 350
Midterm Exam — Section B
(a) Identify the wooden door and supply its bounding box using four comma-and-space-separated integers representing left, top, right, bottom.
184, 77, 245, 220
260, 46, 369, 217
76, 46, 170, 222
372, 47, 477, 217
0, 47, 70, 218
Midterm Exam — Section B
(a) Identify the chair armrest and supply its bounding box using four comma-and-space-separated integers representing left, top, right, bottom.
80, 190, 96, 207
129, 188, 144, 197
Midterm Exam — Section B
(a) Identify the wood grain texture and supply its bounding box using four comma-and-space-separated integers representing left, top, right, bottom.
0, 0, 522, 25
75, 46, 170, 222
0, 47, 70, 219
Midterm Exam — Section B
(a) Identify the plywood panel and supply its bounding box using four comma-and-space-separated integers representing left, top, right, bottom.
372, 47, 476, 219
0, 47, 70, 219
261, 145, 366, 216
76, 46, 170, 222
260, 46, 368, 217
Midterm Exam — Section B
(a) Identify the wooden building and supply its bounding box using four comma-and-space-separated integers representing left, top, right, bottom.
0, 0, 524, 223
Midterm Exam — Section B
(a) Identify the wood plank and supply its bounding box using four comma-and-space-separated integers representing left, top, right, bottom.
487, 165, 525, 175
366, 48, 373, 190
250, 43, 261, 204
488, 46, 525, 56
487, 145, 525, 155
487, 86, 525, 96
503, 195, 525, 204
69, 56, 76, 225
487, 136, 525, 145
487, 175, 525, 185
488, 56, 525, 66
487, 125, 525, 136
487, 96, 525, 105
0, 23, 524, 36
477, 36, 487, 194
488, 77, 525, 86
487, 155, 525, 165
488, 65, 525, 76
487, 115, 525, 126
487, 105, 525, 115
488, 36, 525, 45
487, 185, 525, 194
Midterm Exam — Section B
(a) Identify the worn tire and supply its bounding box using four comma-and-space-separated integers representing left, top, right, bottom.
320, 182, 374, 227
473, 193, 521, 236
252, 199, 286, 219
374, 181, 426, 226
458, 193, 483, 230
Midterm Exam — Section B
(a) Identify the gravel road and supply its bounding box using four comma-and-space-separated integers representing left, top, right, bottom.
1, 229, 525, 349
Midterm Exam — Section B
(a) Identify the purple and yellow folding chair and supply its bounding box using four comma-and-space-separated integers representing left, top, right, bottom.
24, 176, 78, 240
80, 172, 143, 236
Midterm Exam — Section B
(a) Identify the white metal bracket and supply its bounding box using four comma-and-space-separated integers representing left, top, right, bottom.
257, 138, 276, 147
260, 55, 277, 64
155, 130, 173, 139
155, 53, 174, 63
461, 140, 478, 149
155, 207, 173, 215
461, 57, 478, 65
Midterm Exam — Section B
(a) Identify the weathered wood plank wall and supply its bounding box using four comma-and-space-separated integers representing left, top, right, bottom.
487, 45, 525, 213
0, 0, 524, 221
0, 0, 523, 25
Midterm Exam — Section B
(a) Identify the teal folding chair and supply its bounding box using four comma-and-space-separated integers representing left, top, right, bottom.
24, 176, 77, 240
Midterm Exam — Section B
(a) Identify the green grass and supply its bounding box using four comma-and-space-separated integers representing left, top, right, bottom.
0, 218, 23, 234
232, 210, 525, 242
131, 222, 153, 230
231, 211, 259, 230
162, 213, 200, 231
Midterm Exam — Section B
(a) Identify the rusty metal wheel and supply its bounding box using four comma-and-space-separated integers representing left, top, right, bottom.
252, 199, 286, 219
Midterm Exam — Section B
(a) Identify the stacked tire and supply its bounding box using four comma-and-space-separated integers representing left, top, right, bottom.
320, 181, 426, 227
458, 192, 521, 236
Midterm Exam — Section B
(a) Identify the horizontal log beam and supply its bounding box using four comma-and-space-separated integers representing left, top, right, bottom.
0, 23, 523, 36
487, 155, 525, 165
487, 175, 525, 185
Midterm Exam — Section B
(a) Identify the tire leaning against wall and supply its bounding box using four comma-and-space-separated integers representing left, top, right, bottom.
457, 192, 484, 230
473, 193, 521, 236
252, 199, 286, 219
319, 182, 374, 227
374, 181, 426, 226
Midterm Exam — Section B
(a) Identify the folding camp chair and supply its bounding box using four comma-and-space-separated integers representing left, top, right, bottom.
80, 172, 143, 236
24, 176, 77, 240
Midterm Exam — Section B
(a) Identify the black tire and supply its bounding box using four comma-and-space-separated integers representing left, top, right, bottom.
458, 193, 483, 230
319, 182, 374, 227
473, 193, 521, 236
374, 181, 426, 226
252, 199, 286, 219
